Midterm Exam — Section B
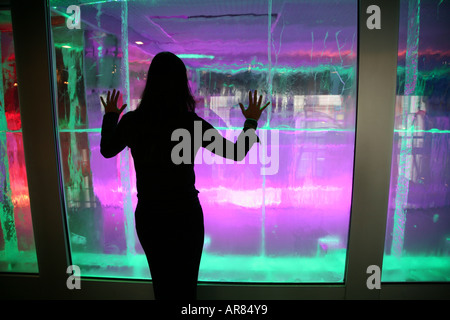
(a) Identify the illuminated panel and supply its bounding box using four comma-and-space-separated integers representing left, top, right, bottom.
50, 0, 357, 282
0, 10, 38, 273
382, 0, 450, 282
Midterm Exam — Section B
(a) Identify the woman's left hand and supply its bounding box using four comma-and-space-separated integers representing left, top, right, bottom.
100, 89, 127, 114
239, 90, 270, 121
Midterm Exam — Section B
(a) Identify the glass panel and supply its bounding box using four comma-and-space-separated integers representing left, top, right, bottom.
0, 10, 38, 273
50, 0, 357, 282
382, 0, 450, 282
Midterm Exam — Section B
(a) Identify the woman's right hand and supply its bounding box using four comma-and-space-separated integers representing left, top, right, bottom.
239, 90, 270, 121
100, 89, 127, 115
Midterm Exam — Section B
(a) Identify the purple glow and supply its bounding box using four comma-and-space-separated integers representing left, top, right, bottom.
87, 126, 354, 257
52, 0, 359, 281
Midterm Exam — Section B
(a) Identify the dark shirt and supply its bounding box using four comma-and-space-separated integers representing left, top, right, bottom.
100, 110, 259, 199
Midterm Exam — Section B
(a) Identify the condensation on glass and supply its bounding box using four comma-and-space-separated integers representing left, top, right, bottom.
0, 10, 38, 273
50, 0, 358, 282
382, 0, 450, 282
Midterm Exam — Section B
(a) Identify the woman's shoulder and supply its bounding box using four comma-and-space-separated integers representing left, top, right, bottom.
186, 111, 200, 119
186, 112, 215, 131
187, 111, 210, 122
120, 109, 139, 122
185, 111, 205, 124
116, 110, 142, 131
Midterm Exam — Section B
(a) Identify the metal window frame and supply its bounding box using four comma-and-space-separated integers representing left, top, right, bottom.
1, 0, 449, 300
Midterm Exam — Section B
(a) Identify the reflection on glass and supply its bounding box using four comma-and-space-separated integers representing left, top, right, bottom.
50, 0, 357, 282
0, 10, 38, 273
382, 0, 450, 282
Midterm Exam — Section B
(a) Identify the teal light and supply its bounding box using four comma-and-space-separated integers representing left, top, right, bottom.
177, 54, 215, 59
58, 127, 450, 134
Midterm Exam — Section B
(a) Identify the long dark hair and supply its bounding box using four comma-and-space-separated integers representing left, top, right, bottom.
136, 52, 196, 117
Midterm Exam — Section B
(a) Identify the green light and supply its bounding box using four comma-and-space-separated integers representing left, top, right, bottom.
382, 254, 450, 282
58, 127, 450, 134
70, 250, 348, 282
55, 43, 83, 51
197, 64, 355, 77
64, 251, 450, 282
58, 127, 354, 133
177, 54, 215, 59
395, 128, 450, 134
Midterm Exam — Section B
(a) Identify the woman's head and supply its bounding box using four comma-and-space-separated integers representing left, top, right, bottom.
137, 52, 195, 115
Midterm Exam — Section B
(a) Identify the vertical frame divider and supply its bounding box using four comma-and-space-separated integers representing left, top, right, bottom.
11, 0, 71, 298
345, 0, 400, 299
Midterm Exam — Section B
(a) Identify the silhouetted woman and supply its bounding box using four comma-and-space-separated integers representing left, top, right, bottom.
100, 51, 269, 300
